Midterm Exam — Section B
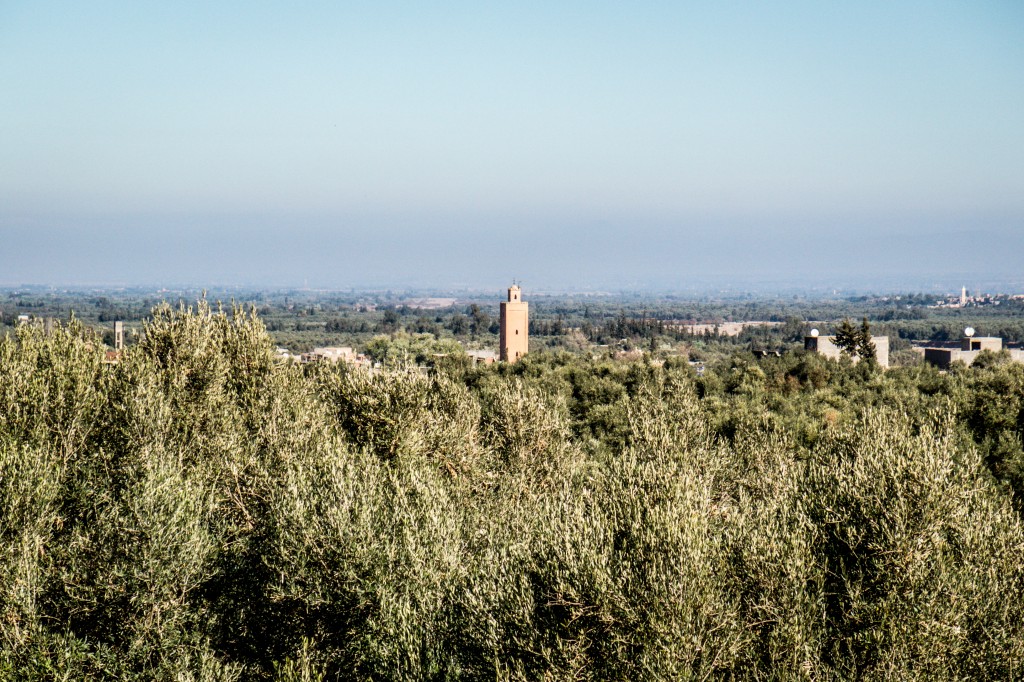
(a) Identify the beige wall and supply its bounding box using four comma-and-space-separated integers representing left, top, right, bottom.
961, 337, 1002, 352
804, 335, 889, 368
500, 285, 529, 362
924, 337, 1014, 369
925, 340, 1024, 369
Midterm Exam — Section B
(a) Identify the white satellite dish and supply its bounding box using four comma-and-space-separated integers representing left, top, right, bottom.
810, 328, 820, 337
965, 327, 975, 337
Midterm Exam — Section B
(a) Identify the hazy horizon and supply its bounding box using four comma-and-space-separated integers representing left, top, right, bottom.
2, 2, 1022, 289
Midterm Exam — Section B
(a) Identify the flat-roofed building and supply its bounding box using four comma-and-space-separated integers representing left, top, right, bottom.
961, 336, 1002, 353
923, 336, 1024, 369
805, 334, 890, 368
302, 346, 356, 363
467, 349, 498, 365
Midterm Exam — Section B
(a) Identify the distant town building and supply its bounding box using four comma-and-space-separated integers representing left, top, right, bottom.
923, 334, 1024, 369
467, 349, 498, 365
302, 346, 356, 363
500, 284, 529, 363
932, 288, 1001, 309
804, 333, 890, 368
100, 321, 125, 364
274, 347, 303, 363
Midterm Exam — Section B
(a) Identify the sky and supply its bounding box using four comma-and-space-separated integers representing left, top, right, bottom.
1, 1, 1022, 291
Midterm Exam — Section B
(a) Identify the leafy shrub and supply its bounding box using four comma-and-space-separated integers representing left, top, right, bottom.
2, 306, 1024, 679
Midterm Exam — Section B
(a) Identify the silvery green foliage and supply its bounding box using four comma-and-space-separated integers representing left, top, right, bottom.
1, 307, 1023, 680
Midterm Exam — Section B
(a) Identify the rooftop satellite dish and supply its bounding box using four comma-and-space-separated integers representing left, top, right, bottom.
810, 329, 820, 337
965, 327, 975, 337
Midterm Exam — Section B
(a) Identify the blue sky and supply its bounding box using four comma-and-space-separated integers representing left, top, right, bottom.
1, 1, 1022, 289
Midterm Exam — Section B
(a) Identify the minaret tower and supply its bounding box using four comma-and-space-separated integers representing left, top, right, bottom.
500, 284, 529, 363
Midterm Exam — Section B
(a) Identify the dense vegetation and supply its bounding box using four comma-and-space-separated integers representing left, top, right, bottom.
6, 286, 1024, 359
3, 302, 1024, 679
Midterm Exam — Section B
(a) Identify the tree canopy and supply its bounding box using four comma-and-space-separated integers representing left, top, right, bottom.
2, 304, 1024, 679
